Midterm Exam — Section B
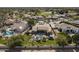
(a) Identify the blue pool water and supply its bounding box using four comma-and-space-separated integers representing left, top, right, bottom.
4, 31, 14, 35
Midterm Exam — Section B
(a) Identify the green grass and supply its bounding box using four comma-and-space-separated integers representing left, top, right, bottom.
22, 39, 58, 47
42, 40, 57, 46
0, 34, 73, 47
0, 39, 7, 45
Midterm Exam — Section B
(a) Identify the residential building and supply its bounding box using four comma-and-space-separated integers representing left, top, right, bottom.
4, 19, 15, 25
10, 20, 28, 33
32, 21, 51, 33
57, 23, 79, 34
69, 20, 79, 25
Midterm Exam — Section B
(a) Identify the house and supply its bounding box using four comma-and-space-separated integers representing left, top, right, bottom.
53, 14, 66, 19
69, 20, 79, 25
32, 16, 44, 19
32, 21, 51, 33
10, 20, 28, 33
31, 21, 53, 41
68, 12, 77, 16
1, 20, 29, 37
24, 14, 31, 18
57, 23, 79, 34
53, 14, 59, 19
4, 19, 15, 25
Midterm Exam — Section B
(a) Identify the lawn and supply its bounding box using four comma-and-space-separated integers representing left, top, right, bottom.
0, 38, 7, 45
0, 34, 72, 47
22, 39, 58, 47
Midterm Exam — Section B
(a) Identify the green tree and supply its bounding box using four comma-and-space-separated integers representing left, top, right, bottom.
27, 19, 35, 26
72, 34, 79, 46
7, 35, 24, 48
55, 32, 71, 46
7, 34, 32, 48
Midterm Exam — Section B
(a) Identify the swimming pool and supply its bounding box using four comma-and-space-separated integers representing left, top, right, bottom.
4, 31, 13, 35
3, 28, 14, 36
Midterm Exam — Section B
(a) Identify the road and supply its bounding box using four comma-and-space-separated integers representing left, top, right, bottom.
0, 49, 79, 52
0, 46, 79, 52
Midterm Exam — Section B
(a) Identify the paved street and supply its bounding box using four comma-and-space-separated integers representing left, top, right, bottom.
0, 48, 79, 52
